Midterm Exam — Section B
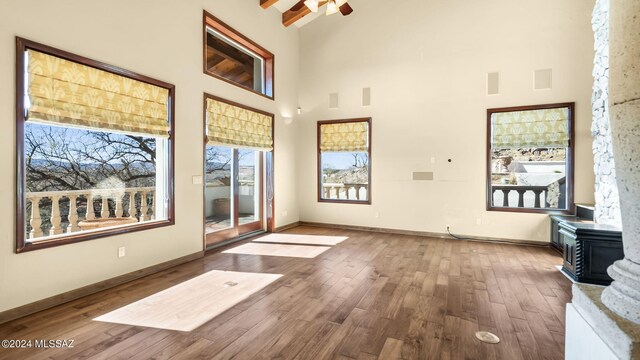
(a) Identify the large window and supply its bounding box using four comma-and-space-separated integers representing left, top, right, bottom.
16, 38, 175, 252
487, 103, 574, 214
203, 11, 274, 99
318, 118, 372, 204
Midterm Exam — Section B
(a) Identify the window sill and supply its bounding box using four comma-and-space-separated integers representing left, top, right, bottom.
318, 199, 371, 205
16, 219, 174, 253
486, 206, 575, 215
203, 70, 274, 100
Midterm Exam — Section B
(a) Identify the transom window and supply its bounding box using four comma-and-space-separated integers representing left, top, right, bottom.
203, 11, 274, 99
16, 37, 175, 252
487, 103, 574, 214
318, 118, 372, 204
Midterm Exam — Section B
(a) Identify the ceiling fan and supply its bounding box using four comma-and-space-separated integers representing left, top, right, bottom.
298, 0, 354, 16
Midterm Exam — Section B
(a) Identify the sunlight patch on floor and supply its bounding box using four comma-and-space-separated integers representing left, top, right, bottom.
93, 270, 282, 332
223, 243, 331, 258
252, 233, 348, 246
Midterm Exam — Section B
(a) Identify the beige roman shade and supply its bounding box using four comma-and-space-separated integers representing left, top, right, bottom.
491, 107, 569, 149
26, 49, 170, 137
320, 121, 369, 152
206, 98, 273, 151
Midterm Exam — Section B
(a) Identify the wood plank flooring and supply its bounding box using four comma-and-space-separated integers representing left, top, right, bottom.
0, 226, 571, 359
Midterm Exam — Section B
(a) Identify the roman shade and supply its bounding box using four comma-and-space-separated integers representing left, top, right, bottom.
491, 107, 569, 149
205, 98, 273, 151
320, 121, 369, 152
26, 49, 170, 137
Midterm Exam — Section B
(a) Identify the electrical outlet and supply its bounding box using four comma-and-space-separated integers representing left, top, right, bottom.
282, 210, 288, 217
118, 246, 126, 258
374, 212, 380, 218
446, 225, 451, 232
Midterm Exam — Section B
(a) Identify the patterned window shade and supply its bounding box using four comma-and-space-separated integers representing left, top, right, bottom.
26, 50, 170, 137
320, 121, 369, 152
491, 107, 569, 149
206, 98, 273, 151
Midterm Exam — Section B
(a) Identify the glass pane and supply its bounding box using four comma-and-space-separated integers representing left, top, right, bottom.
205, 145, 233, 233
320, 152, 369, 201
238, 149, 259, 225
24, 123, 167, 242
490, 147, 568, 210
205, 28, 264, 93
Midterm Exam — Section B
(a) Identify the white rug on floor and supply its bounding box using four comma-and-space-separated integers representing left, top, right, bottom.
93, 270, 282, 332
253, 233, 348, 246
223, 243, 330, 258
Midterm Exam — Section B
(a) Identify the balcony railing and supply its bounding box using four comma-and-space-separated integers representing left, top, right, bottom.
322, 183, 368, 201
26, 187, 155, 240
491, 185, 548, 208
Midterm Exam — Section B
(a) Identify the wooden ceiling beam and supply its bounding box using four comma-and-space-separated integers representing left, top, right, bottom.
260, 0, 279, 9
206, 34, 254, 72
282, 0, 327, 27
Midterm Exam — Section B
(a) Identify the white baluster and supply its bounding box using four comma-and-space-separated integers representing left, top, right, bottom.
100, 195, 109, 218
140, 191, 148, 221
49, 196, 63, 235
148, 191, 155, 220
29, 196, 43, 239
85, 194, 95, 220
67, 195, 79, 233
115, 192, 123, 218
128, 191, 136, 220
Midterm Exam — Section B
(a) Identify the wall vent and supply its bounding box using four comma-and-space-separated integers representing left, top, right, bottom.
534, 69, 552, 90
487, 72, 500, 95
329, 93, 339, 108
362, 87, 371, 106
412, 172, 434, 181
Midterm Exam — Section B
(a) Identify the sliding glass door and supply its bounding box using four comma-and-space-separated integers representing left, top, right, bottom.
203, 94, 273, 248
204, 146, 263, 247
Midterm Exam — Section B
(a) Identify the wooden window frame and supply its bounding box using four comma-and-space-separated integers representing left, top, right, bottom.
203, 11, 274, 100
317, 118, 372, 205
15, 37, 176, 253
202, 93, 275, 248
486, 102, 575, 215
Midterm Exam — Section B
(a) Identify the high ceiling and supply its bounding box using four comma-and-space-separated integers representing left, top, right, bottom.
260, 0, 327, 28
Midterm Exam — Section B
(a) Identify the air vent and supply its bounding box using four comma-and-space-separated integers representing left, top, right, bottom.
412, 172, 434, 181
534, 69, 552, 90
362, 87, 371, 106
487, 72, 499, 95
329, 93, 339, 108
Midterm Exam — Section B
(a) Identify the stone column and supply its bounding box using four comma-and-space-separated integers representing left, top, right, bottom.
601, 0, 640, 324
591, 0, 621, 227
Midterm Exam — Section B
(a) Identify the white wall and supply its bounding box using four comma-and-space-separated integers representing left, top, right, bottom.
296, 0, 595, 242
0, 0, 299, 312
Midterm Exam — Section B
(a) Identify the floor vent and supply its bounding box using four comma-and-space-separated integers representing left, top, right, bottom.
476, 331, 500, 344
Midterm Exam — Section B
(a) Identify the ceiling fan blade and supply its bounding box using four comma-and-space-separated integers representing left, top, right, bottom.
339, 2, 353, 16
290, 0, 306, 12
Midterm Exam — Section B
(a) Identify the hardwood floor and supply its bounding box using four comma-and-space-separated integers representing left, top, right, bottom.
0, 226, 571, 359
